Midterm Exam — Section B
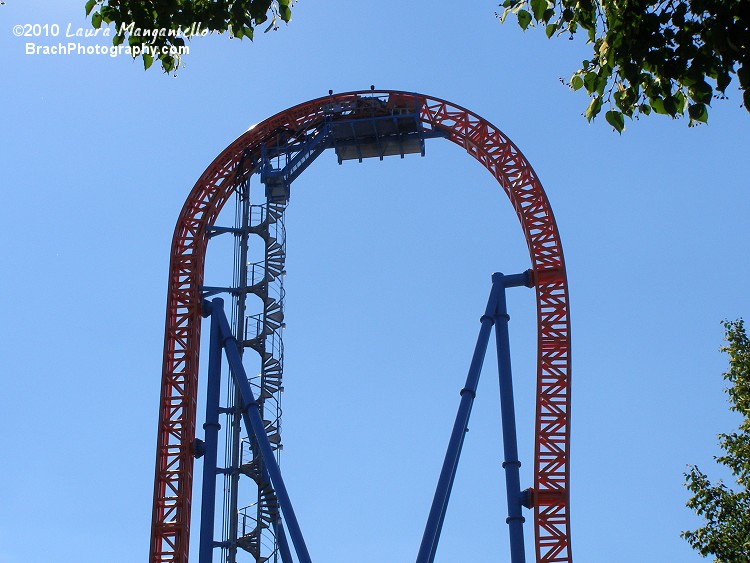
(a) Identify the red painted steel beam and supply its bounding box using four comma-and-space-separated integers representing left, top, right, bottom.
150, 90, 572, 563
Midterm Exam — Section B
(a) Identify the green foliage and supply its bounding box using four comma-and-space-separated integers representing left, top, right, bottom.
84, 0, 294, 73
497, 0, 750, 129
682, 319, 750, 562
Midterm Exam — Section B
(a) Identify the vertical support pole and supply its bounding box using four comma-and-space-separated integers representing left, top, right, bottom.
226, 389, 242, 563
227, 189, 251, 563
416, 279, 502, 563
493, 272, 528, 563
199, 298, 224, 563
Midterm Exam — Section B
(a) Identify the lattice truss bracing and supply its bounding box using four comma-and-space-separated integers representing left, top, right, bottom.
151, 90, 572, 563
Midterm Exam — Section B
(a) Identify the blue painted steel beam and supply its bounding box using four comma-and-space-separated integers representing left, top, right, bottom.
206, 225, 245, 238
261, 124, 333, 201
200, 286, 240, 298
501, 270, 533, 289
198, 299, 224, 563
275, 519, 294, 563
211, 299, 313, 563
493, 273, 528, 563
416, 279, 503, 563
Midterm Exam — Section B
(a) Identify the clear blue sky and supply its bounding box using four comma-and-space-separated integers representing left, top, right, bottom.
2, 1, 749, 562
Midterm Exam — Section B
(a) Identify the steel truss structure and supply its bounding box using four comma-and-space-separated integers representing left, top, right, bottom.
150, 90, 572, 563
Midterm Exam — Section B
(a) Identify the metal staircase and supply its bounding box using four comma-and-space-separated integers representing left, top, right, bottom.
237, 439, 282, 563
202, 197, 286, 563
235, 201, 286, 562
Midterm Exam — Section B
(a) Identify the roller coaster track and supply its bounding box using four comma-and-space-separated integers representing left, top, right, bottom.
150, 89, 572, 563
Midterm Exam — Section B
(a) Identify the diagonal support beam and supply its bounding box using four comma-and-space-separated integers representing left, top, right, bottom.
416, 277, 502, 563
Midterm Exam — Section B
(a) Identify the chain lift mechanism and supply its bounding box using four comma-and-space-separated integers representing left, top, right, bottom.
150, 91, 572, 563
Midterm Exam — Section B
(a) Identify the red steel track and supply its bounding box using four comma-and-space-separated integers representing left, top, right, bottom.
150, 90, 572, 563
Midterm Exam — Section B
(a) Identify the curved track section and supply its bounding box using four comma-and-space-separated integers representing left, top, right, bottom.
150, 90, 572, 563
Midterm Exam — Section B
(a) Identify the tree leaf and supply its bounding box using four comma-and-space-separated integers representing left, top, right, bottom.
650, 97, 667, 115
545, 23, 557, 38
571, 75, 584, 91
689, 80, 713, 104
143, 53, 154, 70
583, 72, 597, 93
716, 72, 731, 94
162, 55, 175, 73
674, 91, 687, 114
663, 96, 678, 117
85, 0, 97, 16
531, 0, 546, 21
91, 11, 102, 29
688, 103, 708, 123
584, 96, 602, 121
517, 9, 532, 30
605, 110, 625, 132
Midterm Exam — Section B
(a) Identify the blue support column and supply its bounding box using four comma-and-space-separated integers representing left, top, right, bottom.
416, 280, 502, 563
275, 519, 295, 563
212, 300, 313, 563
493, 271, 531, 563
198, 298, 224, 563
